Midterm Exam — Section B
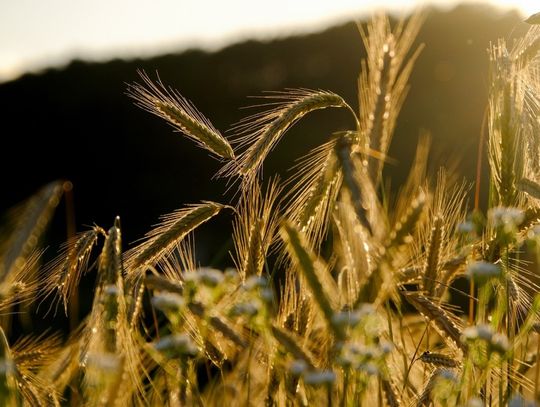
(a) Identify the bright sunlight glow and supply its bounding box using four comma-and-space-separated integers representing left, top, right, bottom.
0, 0, 536, 83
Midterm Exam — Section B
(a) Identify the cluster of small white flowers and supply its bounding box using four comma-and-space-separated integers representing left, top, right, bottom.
241, 275, 273, 303
437, 369, 458, 382
462, 324, 509, 354
260, 288, 274, 302
184, 268, 224, 287
289, 359, 308, 376
229, 301, 260, 317
462, 324, 494, 341
335, 342, 389, 375
355, 303, 376, 317
456, 221, 475, 234
490, 332, 509, 353
466, 397, 483, 407
103, 285, 120, 296
0, 359, 13, 375
465, 261, 502, 281
198, 268, 225, 286
489, 207, 524, 228
508, 395, 536, 407
303, 370, 336, 386
151, 292, 185, 312
527, 224, 540, 239
244, 275, 267, 290
288, 361, 337, 386
331, 311, 361, 328
154, 333, 198, 357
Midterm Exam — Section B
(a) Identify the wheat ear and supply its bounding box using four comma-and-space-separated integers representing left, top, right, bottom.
518, 178, 540, 200
42, 227, 102, 315
126, 201, 224, 270
357, 190, 425, 304
96, 222, 125, 353
186, 302, 248, 349
383, 190, 426, 253
0, 251, 42, 314
221, 89, 352, 182
280, 221, 343, 340
283, 138, 342, 249
512, 26, 540, 68
487, 35, 537, 206
381, 375, 401, 407
1, 181, 64, 280
127, 70, 234, 160
84, 222, 146, 405
265, 365, 281, 407
358, 13, 424, 186
232, 178, 281, 278
144, 274, 183, 295
336, 134, 375, 235
418, 351, 459, 368
99, 221, 123, 285
403, 292, 466, 352
11, 332, 62, 405
270, 325, 317, 369
334, 198, 372, 306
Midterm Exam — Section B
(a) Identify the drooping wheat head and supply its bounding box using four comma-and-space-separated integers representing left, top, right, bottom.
128, 70, 235, 160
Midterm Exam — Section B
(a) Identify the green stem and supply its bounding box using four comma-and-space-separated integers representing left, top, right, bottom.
340, 369, 349, 407
179, 357, 188, 405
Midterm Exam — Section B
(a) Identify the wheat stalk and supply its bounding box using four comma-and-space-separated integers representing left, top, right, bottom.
280, 221, 343, 340
283, 138, 343, 249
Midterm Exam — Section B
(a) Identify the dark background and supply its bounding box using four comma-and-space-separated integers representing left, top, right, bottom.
0, 3, 527, 266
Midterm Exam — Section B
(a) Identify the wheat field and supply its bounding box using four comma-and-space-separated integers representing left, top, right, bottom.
1, 11, 540, 406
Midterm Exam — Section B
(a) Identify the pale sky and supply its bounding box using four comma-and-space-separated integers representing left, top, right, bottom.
0, 0, 536, 83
